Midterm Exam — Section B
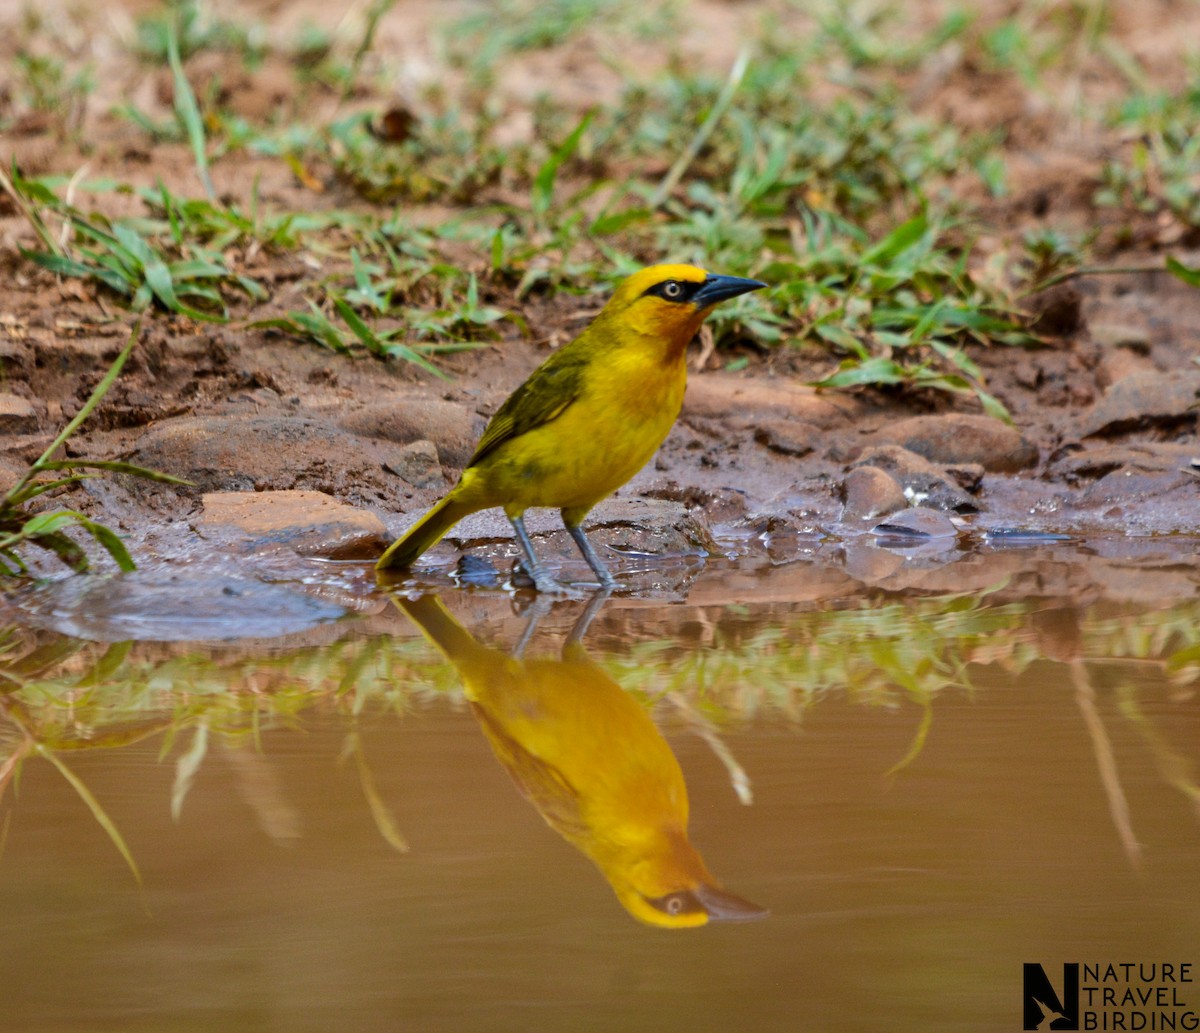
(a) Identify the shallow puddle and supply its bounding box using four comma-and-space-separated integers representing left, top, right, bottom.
1, 540, 1199, 1032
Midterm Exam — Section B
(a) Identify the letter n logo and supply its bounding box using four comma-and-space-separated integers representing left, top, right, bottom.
1023, 963, 1079, 1030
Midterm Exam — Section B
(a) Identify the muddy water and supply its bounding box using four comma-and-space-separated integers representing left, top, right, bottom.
1, 543, 1199, 1033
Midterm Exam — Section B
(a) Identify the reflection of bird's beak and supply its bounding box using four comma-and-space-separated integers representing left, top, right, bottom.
692, 274, 768, 308
693, 882, 770, 922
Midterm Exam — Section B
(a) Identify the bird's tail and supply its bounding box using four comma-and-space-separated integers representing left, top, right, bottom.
376, 494, 476, 571
393, 594, 503, 696
395, 594, 482, 662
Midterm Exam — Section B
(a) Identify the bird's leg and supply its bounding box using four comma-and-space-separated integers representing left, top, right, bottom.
508, 514, 571, 595
565, 588, 612, 648
563, 513, 619, 590
512, 595, 554, 658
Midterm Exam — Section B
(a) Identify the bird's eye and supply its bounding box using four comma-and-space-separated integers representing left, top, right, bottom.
664, 894, 686, 914
662, 280, 682, 299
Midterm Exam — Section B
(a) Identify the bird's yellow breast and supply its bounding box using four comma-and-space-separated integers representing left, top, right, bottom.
463, 336, 687, 514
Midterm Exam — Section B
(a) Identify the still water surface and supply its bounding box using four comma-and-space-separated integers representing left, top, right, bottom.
1, 542, 1198, 1032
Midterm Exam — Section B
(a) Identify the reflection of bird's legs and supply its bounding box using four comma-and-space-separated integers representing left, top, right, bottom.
566, 588, 612, 647
509, 515, 570, 595
512, 595, 555, 659
565, 519, 619, 591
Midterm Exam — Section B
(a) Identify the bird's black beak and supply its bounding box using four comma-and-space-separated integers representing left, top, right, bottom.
692, 273, 768, 308
692, 882, 770, 922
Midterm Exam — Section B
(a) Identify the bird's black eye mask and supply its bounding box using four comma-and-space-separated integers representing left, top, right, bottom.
641, 278, 702, 304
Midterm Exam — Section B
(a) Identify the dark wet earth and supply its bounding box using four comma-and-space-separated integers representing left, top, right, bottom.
1, 537, 1199, 1032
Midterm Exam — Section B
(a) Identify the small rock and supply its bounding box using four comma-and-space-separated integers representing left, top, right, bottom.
0, 393, 38, 434
1096, 347, 1154, 390
455, 554, 501, 587
1090, 322, 1151, 353
639, 480, 748, 523
753, 418, 817, 457
871, 506, 959, 540
196, 489, 389, 559
1026, 284, 1083, 336
127, 414, 413, 496
383, 439, 444, 489
339, 398, 483, 467
944, 463, 985, 493
1051, 442, 1198, 481
684, 374, 858, 428
851, 445, 978, 512
585, 497, 717, 555
1080, 370, 1200, 437
875, 413, 1038, 472
841, 466, 907, 522
12, 571, 347, 642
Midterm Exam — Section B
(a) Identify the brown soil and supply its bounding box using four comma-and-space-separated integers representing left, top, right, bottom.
1, 0, 1199, 587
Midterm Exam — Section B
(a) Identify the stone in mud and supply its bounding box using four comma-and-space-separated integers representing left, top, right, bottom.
1025, 283, 1083, 336
1050, 442, 1199, 481
582, 497, 718, 556
1090, 322, 1151, 353
639, 480, 749, 523
840, 465, 907, 523
1079, 370, 1200, 437
851, 445, 978, 512
196, 489, 389, 559
870, 506, 959, 539
683, 374, 857, 428
126, 414, 426, 497
0, 393, 38, 434
12, 570, 347, 642
874, 413, 1037, 473
383, 439, 444, 489
338, 398, 483, 467
753, 418, 818, 457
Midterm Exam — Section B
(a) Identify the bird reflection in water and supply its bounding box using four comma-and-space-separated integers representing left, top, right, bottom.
396, 591, 767, 929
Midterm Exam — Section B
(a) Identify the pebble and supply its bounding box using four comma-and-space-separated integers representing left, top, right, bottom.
195, 489, 389, 559
875, 413, 1037, 472
338, 398, 483, 467
851, 445, 978, 512
753, 418, 818, 457
384, 440, 445, 489
870, 506, 959, 540
1079, 370, 1200, 437
0, 393, 39, 434
841, 466, 907, 522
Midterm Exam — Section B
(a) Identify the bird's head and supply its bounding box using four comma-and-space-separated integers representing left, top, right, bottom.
601, 264, 767, 358
605, 825, 769, 929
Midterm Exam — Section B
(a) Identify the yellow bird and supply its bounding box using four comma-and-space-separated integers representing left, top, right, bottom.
376, 264, 766, 592
397, 592, 767, 928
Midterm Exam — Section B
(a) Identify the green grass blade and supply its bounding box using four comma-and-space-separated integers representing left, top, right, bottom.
532, 111, 594, 217
1167, 256, 1200, 288
166, 23, 216, 201
5, 475, 97, 506
171, 722, 209, 822
2, 322, 141, 510
28, 529, 89, 572
650, 45, 751, 209
37, 745, 142, 885
78, 518, 136, 573
39, 460, 193, 485
348, 732, 409, 853
860, 214, 930, 267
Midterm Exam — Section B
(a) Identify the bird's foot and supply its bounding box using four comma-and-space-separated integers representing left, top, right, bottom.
511, 560, 582, 598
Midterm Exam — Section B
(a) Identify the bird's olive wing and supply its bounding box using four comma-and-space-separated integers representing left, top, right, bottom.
472, 704, 587, 837
467, 349, 588, 468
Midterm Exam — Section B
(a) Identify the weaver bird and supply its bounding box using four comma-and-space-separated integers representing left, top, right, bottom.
397, 592, 767, 928
376, 264, 766, 592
